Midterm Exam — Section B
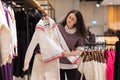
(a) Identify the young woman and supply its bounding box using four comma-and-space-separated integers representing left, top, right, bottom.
57, 10, 87, 80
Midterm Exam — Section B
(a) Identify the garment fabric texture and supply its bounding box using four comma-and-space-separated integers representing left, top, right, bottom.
105, 49, 115, 80
60, 69, 78, 80
7, 5, 18, 56
114, 41, 120, 80
57, 24, 83, 64
31, 54, 60, 80
0, 66, 3, 80
57, 24, 84, 80
0, 1, 16, 80
0, 0, 11, 65
78, 51, 106, 80
1, 63, 13, 80
13, 9, 42, 77
24, 17, 63, 69
57, 24, 84, 69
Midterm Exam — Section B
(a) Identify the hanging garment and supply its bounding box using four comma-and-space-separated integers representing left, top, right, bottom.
0, 1, 13, 80
105, 49, 115, 80
114, 41, 120, 80
30, 54, 60, 80
7, 5, 18, 56
0, 66, 3, 80
12, 10, 28, 77
24, 17, 63, 68
77, 56, 86, 80
1, 63, 13, 80
13, 9, 43, 77
23, 17, 64, 80
78, 51, 106, 80
0, 0, 12, 65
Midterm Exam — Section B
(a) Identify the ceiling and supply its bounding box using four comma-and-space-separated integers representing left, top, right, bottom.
80, 0, 98, 1
80, 0, 120, 5
80, 0, 103, 4
80, 0, 97, 1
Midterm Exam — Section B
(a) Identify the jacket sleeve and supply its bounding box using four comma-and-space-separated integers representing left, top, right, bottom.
23, 29, 40, 70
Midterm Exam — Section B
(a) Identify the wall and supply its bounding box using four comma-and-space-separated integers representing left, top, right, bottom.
80, 2, 108, 35
108, 5, 120, 30
50, 0, 80, 23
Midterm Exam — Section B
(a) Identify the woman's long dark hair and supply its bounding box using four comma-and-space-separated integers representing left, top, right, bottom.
60, 10, 87, 39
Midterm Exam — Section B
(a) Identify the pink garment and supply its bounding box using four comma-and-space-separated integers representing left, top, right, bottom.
105, 50, 115, 80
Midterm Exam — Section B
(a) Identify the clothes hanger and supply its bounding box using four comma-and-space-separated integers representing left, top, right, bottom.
83, 51, 87, 62
42, 14, 50, 27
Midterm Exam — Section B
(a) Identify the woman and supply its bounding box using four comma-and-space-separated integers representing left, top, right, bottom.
57, 10, 87, 80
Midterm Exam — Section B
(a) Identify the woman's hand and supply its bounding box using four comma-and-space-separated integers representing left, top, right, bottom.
62, 49, 83, 57
62, 50, 71, 57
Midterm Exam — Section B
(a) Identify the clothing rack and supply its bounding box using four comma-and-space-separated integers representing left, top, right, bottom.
28, 0, 48, 16
3, 0, 48, 15
1, 1, 47, 80
84, 43, 115, 46
84, 43, 115, 50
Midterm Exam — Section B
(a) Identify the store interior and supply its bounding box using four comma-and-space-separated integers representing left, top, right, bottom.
0, 0, 120, 80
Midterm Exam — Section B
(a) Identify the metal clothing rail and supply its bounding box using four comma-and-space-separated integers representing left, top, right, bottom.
84, 43, 115, 50
28, 0, 48, 16
84, 43, 115, 46
3, 0, 48, 15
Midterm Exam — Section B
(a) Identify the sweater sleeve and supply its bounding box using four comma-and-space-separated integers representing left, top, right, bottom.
23, 29, 40, 70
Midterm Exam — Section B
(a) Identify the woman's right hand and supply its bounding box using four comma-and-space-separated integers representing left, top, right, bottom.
62, 50, 71, 57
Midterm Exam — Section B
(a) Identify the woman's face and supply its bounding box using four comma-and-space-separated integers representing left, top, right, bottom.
66, 13, 77, 29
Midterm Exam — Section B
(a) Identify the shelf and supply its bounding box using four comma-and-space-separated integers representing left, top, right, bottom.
3, 0, 48, 15
28, 0, 48, 15
3, 0, 55, 18
35, 0, 55, 19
